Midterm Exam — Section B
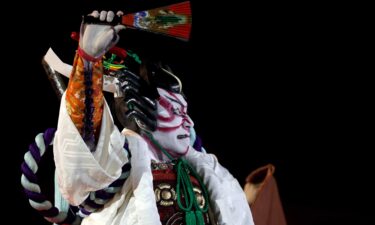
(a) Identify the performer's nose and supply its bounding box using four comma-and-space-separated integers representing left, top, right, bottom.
182, 115, 194, 129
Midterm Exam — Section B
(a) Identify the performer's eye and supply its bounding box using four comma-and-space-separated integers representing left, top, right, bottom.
172, 107, 183, 116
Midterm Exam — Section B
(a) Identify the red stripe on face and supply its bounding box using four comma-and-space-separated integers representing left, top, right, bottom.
167, 91, 186, 113
157, 117, 191, 132
156, 122, 183, 132
157, 96, 175, 122
156, 91, 192, 132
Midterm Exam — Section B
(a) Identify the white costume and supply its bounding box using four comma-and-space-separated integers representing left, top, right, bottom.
53, 93, 254, 225
52, 9, 253, 225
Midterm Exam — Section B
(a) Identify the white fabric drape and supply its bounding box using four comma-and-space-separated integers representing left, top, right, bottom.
53, 93, 254, 225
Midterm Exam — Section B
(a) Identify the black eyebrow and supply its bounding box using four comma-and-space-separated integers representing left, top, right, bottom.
165, 95, 184, 107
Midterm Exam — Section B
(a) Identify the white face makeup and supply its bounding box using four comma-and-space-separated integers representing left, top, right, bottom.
151, 88, 194, 156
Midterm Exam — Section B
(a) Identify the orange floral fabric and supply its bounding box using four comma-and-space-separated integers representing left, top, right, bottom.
65, 53, 104, 139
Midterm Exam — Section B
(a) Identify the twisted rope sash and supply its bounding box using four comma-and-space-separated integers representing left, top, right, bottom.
20, 128, 78, 224
21, 128, 131, 224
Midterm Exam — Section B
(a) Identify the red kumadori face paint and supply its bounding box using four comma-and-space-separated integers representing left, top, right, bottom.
151, 88, 193, 156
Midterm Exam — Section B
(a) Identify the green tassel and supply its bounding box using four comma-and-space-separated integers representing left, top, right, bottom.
195, 210, 205, 225
145, 132, 210, 225
185, 211, 197, 225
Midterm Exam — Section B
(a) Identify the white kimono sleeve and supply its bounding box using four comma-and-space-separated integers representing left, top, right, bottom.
185, 148, 254, 225
53, 92, 128, 206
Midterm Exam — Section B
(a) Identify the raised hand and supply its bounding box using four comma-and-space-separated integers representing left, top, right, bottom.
79, 10, 126, 60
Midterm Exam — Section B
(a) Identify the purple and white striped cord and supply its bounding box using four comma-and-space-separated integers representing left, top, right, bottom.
21, 128, 131, 224
21, 128, 79, 224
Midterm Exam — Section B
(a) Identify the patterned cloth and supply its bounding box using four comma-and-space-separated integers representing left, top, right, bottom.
151, 161, 211, 225
65, 54, 104, 139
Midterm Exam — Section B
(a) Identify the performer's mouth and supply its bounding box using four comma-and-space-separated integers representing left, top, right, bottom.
177, 134, 190, 139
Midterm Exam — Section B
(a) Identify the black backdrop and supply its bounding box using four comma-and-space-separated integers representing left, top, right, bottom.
4, 1, 372, 225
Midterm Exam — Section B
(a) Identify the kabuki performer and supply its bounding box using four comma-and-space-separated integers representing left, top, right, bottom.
22, 9, 254, 225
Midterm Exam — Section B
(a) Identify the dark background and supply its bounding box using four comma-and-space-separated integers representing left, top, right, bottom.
4, 1, 372, 225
